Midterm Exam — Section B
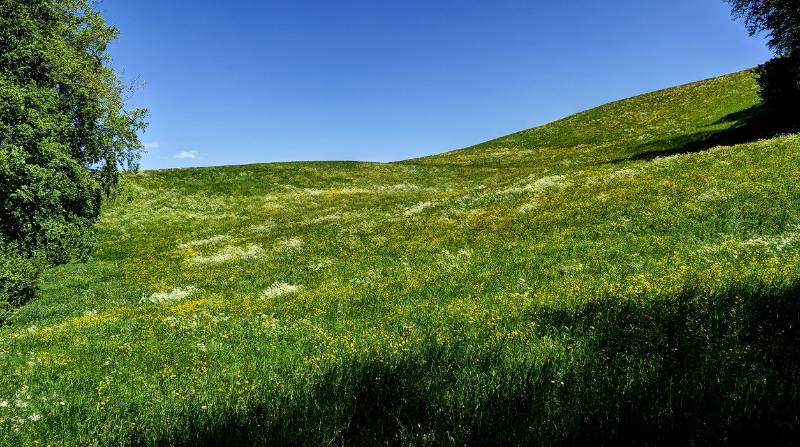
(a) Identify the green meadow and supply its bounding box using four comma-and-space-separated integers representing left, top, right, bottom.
1, 69, 799, 445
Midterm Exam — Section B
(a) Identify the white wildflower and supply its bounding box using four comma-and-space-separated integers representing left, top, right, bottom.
651, 154, 682, 166
697, 188, 730, 202
310, 213, 344, 224
517, 202, 539, 214
302, 188, 326, 196
0, 400, 7, 408
699, 226, 800, 259
607, 168, 638, 180
741, 233, 800, 253
531, 174, 568, 189
211, 314, 230, 323
177, 235, 231, 249
277, 237, 303, 252
309, 260, 332, 271
338, 187, 372, 194
498, 174, 570, 195
299, 186, 372, 196
384, 183, 420, 191
610, 217, 632, 228
436, 248, 473, 271
258, 313, 281, 331
29, 413, 41, 422
353, 270, 380, 286
248, 223, 273, 233
140, 286, 197, 305
404, 201, 435, 217
188, 244, 264, 264
261, 282, 303, 299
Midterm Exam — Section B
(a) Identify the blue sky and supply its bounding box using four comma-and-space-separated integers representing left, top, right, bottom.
100, 0, 771, 170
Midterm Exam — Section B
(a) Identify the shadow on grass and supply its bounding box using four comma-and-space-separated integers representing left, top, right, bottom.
166, 277, 800, 446
613, 104, 800, 163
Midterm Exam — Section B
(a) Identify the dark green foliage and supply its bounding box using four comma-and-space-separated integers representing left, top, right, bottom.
0, 0, 146, 311
754, 54, 800, 109
726, 0, 800, 109
0, 238, 40, 321
726, 0, 800, 56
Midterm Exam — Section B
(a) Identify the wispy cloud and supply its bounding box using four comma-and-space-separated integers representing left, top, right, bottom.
175, 150, 199, 159
143, 141, 161, 149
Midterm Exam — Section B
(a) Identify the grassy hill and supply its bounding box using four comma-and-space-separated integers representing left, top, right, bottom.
1, 69, 799, 445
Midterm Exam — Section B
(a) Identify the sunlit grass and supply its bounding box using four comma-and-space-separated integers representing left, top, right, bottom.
1, 70, 799, 445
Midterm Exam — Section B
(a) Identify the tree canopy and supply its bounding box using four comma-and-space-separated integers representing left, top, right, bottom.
726, 0, 800, 111
0, 0, 146, 315
727, 0, 800, 56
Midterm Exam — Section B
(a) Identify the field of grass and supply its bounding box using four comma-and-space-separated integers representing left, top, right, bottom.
1, 69, 799, 445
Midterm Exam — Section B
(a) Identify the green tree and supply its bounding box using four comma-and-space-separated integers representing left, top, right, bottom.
727, 0, 800, 55
0, 0, 147, 316
726, 0, 800, 108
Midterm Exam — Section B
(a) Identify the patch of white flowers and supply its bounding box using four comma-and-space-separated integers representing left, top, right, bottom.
277, 237, 303, 252
700, 226, 800, 259
261, 282, 303, 299
188, 244, 264, 264
381, 183, 421, 192
740, 233, 800, 254
309, 213, 347, 224
517, 201, 539, 214
404, 201, 435, 217
650, 153, 686, 167
436, 248, 474, 271
309, 259, 333, 271
140, 286, 197, 305
502, 174, 570, 196
177, 235, 231, 249
248, 223, 273, 233
607, 168, 638, 181
0, 385, 46, 433
293, 186, 372, 196
161, 315, 201, 330
696, 188, 731, 202
530, 174, 569, 190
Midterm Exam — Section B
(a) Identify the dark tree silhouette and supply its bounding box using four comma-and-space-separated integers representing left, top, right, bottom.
727, 0, 799, 56
726, 0, 800, 110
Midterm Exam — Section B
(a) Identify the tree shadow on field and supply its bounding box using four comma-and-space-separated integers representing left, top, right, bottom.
169, 276, 800, 446
612, 104, 800, 163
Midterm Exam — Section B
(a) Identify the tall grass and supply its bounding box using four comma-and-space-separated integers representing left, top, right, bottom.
0, 70, 799, 445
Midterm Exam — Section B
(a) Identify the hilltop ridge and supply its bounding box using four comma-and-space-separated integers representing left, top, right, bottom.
1, 69, 799, 445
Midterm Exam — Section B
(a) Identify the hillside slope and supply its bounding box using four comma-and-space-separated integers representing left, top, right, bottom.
1, 70, 799, 445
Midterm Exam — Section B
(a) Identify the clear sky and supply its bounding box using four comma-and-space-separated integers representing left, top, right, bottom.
100, 0, 771, 170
